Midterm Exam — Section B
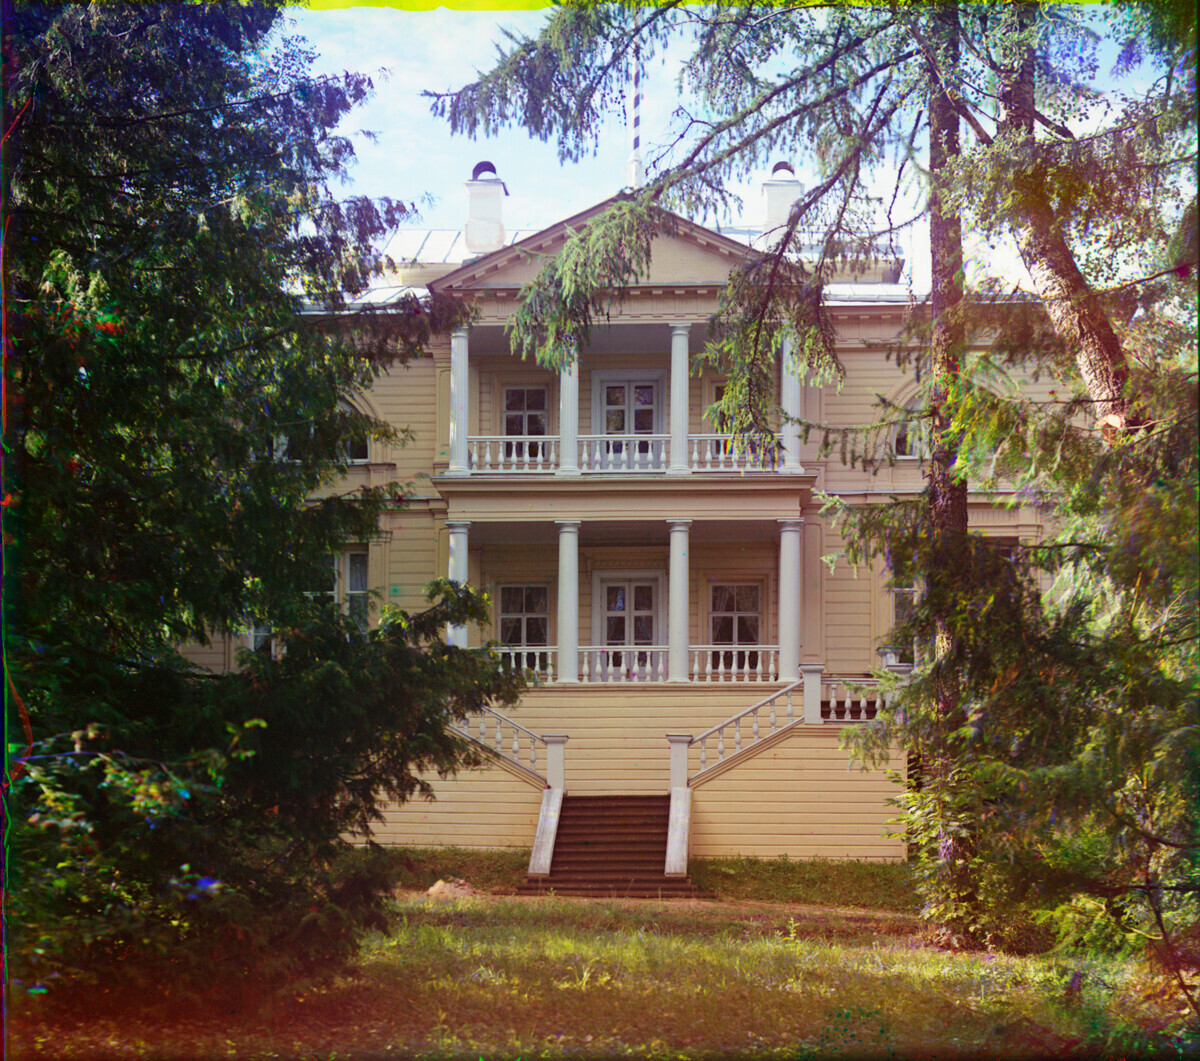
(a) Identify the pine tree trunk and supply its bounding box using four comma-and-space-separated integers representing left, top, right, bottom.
927, 2, 975, 944
1001, 2, 1133, 437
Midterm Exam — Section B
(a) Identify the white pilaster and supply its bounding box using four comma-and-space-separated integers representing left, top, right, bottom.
447, 328, 470, 476
446, 519, 471, 647
667, 519, 692, 681
780, 333, 804, 473
778, 518, 803, 682
556, 520, 580, 681
558, 355, 579, 476
668, 323, 691, 475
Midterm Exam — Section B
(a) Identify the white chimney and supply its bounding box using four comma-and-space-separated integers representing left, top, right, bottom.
465, 160, 508, 254
762, 160, 802, 235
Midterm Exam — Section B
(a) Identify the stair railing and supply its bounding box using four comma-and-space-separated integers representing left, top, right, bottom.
450, 705, 565, 789
688, 679, 803, 781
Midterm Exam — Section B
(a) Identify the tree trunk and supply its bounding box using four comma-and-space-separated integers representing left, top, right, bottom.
927, 2, 975, 944
1001, 2, 1134, 437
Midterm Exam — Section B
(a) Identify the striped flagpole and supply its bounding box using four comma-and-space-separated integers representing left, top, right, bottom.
625, 47, 643, 188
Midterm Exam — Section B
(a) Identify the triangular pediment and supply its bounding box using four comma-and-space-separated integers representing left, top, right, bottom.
428, 197, 753, 294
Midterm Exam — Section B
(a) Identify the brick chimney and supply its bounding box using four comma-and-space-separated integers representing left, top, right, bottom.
465, 160, 508, 254
762, 160, 802, 235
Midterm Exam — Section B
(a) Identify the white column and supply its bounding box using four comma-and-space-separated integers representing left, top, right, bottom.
778, 518, 802, 682
558, 354, 579, 476
667, 519, 691, 681
447, 328, 470, 476
556, 520, 580, 681
446, 519, 471, 647
668, 323, 691, 475
780, 333, 804, 473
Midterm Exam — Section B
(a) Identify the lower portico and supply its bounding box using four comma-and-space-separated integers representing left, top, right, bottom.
437, 477, 818, 686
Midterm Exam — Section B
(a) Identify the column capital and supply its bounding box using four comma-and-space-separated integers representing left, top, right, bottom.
669, 322, 692, 336
777, 517, 804, 530
445, 518, 472, 530
554, 519, 581, 530
667, 518, 693, 531
451, 326, 470, 340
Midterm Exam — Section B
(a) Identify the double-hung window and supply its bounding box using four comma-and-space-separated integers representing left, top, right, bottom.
499, 584, 550, 671
503, 386, 548, 462
710, 583, 762, 675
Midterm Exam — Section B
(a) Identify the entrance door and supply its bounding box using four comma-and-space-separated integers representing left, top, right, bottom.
602, 578, 658, 680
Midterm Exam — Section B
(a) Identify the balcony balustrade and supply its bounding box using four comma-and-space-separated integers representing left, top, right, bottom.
465, 434, 789, 475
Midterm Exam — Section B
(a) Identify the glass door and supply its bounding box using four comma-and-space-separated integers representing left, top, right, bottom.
602, 380, 660, 469
602, 579, 657, 679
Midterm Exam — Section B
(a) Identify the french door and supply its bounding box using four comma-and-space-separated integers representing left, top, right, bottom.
601, 578, 658, 679
601, 379, 663, 469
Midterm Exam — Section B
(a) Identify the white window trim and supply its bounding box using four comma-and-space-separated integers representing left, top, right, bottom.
590, 369, 667, 437
589, 568, 667, 648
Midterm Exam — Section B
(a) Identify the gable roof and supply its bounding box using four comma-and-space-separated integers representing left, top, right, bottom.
426, 196, 757, 294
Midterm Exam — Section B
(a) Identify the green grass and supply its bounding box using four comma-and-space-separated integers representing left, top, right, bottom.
13, 894, 1192, 1060
391, 847, 920, 913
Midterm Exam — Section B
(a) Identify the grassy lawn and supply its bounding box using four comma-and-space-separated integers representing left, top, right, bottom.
13, 884, 1189, 1060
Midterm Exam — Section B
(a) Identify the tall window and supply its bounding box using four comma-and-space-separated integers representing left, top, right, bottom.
894, 403, 926, 459
319, 550, 370, 630
499, 584, 550, 670
711, 583, 761, 673
504, 386, 548, 460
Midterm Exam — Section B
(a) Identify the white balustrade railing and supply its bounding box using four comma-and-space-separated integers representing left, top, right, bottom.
687, 434, 783, 473
578, 434, 669, 472
689, 679, 802, 779
451, 704, 549, 781
823, 677, 882, 722
467, 435, 558, 473
496, 646, 556, 682
689, 645, 779, 682
579, 645, 668, 682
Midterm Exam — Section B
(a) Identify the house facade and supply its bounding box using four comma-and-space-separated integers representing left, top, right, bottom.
191, 165, 1044, 868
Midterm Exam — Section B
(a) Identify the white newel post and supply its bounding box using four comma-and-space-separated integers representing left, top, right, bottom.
668, 323, 691, 475
556, 520, 580, 682
446, 519, 471, 647
543, 734, 568, 789
801, 663, 825, 724
668, 519, 691, 681
447, 328, 470, 476
558, 354, 579, 476
778, 519, 802, 682
667, 734, 691, 789
780, 333, 804, 473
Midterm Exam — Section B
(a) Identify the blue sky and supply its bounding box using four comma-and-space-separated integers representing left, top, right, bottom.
289, 3, 1135, 293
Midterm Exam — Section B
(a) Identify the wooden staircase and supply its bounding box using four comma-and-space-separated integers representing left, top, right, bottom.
517, 794, 700, 898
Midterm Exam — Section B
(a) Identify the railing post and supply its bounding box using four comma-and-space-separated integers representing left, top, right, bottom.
543, 734, 568, 790
667, 733, 692, 789
801, 663, 825, 724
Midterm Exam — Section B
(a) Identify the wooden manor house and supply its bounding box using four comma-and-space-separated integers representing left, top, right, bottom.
190, 162, 1043, 896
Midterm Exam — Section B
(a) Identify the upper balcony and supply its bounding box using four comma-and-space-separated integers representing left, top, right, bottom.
437, 320, 812, 487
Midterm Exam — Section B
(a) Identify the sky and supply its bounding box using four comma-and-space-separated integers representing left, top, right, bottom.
284, 1, 1123, 294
